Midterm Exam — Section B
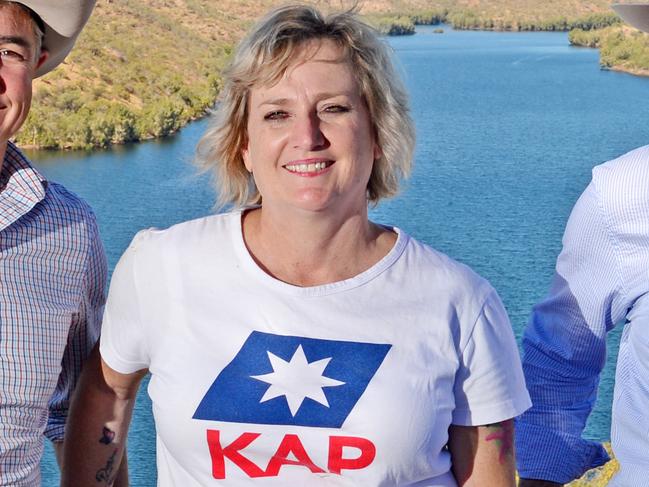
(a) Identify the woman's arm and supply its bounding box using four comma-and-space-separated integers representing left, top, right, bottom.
448, 420, 516, 487
61, 344, 147, 487
55, 441, 130, 487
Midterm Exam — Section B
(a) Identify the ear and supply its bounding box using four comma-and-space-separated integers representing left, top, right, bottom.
373, 141, 383, 161
33, 49, 50, 76
35, 49, 49, 71
242, 143, 253, 173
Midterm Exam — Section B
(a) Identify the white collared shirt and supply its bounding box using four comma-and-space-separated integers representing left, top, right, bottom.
516, 144, 649, 484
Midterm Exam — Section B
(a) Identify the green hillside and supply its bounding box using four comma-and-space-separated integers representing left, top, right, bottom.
21, 0, 234, 149
570, 24, 649, 76
16, 0, 645, 149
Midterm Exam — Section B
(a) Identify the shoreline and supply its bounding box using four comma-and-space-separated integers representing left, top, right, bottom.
607, 65, 649, 78
18, 111, 210, 152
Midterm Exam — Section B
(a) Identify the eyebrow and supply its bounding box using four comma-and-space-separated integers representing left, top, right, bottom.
258, 98, 290, 107
257, 93, 354, 108
0, 35, 32, 49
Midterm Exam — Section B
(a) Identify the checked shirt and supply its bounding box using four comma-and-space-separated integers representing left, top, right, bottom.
0, 142, 107, 486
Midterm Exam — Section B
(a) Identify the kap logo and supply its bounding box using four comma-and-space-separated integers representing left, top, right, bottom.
193, 332, 391, 479
206, 431, 377, 479
193, 331, 391, 427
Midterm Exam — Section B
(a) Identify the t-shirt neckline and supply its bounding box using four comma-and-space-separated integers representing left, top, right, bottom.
229, 209, 409, 297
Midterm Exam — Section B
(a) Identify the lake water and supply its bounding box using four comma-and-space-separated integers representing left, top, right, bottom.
36, 26, 649, 484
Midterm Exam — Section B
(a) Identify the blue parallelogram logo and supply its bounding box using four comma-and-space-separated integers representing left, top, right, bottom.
193, 331, 391, 428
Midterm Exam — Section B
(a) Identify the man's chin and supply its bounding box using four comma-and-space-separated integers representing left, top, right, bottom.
0, 118, 29, 145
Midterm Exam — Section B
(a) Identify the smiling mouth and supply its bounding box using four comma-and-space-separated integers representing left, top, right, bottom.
283, 160, 334, 174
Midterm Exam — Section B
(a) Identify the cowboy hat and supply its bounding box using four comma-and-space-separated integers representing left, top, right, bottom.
612, 3, 649, 33
15, 0, 96, 77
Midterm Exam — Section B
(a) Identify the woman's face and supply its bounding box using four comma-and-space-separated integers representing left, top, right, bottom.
242, 39, 380, 217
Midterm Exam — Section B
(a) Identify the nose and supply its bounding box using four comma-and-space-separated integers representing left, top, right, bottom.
291, 111, 326, 151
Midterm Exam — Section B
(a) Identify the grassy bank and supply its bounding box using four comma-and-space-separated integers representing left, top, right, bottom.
570, 25, 649, 77
369, 15, 417, 35
366, 9, 447, 35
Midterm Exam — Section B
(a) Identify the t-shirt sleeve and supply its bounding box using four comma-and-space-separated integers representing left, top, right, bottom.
452, 289, 531, 426
99, 231, 151, 374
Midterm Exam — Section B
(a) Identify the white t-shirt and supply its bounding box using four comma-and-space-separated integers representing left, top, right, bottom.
100, 210, 530, 486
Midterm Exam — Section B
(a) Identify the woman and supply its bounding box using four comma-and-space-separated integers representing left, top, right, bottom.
63, 5, 530, 486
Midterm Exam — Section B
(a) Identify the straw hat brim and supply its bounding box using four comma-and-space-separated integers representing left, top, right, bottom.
612, 3, 649, 34
17, 1, 96, 77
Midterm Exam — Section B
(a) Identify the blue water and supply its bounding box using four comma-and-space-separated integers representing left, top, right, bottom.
35, 26, 649, 484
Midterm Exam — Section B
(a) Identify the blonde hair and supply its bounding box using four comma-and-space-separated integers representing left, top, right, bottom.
196, 4, 415, 208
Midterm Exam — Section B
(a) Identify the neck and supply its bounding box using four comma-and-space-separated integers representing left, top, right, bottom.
242, 205, 395, 287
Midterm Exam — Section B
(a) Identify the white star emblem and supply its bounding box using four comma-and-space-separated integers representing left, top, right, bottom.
251, 345, 345, 416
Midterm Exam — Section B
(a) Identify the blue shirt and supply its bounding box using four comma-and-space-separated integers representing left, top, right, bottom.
0, 142, 107, 486
516, 145, 649, 485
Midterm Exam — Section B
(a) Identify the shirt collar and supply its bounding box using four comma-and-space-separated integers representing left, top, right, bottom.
0, 141, 48, 232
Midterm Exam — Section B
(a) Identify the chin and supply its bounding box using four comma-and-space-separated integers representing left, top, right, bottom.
291, 201, 332, 214
297, 197, 365, 217
266, 188, 365, 215
289, 189, 331, 208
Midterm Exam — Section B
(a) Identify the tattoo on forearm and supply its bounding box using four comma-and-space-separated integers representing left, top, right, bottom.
99, 426, 116, 445
95, 450, 117, 485
485, 421, 514, 464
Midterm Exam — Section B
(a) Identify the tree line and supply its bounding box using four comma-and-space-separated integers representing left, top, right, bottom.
570, 26, 649, 74
369, 11, 620, 36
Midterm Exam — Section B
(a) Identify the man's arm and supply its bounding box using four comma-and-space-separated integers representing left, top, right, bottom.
516, 181, 627, 483
45, 213, 130, 484
448, 420, 515, 486
51, 216, 128, 485
62, 344, 146, 487
63, 228, 151, 486
45, 215, 107, 444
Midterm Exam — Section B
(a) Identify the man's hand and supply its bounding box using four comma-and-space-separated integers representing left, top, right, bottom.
518, 479, 563, 487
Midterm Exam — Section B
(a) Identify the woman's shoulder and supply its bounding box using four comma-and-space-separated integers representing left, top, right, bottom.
393, 232, 510, 357
127, 211, 241, 252
398, 231, 495, 304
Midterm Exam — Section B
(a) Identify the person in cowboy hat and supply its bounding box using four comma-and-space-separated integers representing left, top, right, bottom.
516, 4, 649, 486
0, 1, 126, 485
